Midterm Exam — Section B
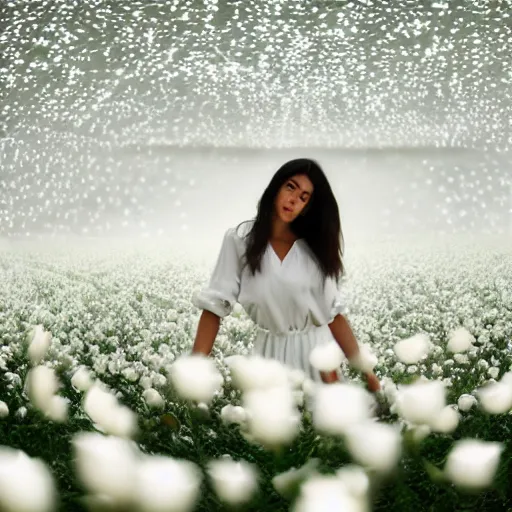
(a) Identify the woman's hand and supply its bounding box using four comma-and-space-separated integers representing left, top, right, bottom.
364, 371, 381, 392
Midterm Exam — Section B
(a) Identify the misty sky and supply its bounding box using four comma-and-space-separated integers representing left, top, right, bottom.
0, 1, 510, 247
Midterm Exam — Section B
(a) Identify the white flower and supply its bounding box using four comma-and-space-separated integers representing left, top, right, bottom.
395, 380, 446, 427
381, 377, 398, 403
309, 341, 345, 372
169, 355, 223, 403
152, 373, 167, 388
488, 366, 500, 380
478, 359, 489, 370
335, 465, 370, 498
453, 353, 469, 365
430, 406, 459, 434
293, 474, 367, 512
139, 376, 153, 389
83, 383, 137, 438
348, 344, 378, 373
135, 455, 202, 512
408, 424, 431, 444
312, 383, 374, 436
393, 333, 430, 364
71, 367, 93, 392
27, 325, 52, 365
500, 371, 512, 386
344, 421, 402, 473
288, 369, 306, 389
293, 390, 305, 407
243, 386, 301, 448
457, 394, 477, 412
45, 396, 69, 423
431, 363, 443, 375
15, 407, 27, 419
0, 447, 56, 512
122, 367, 140, 383
73, 433, 139, 505
220, 405, 247, 425
167, 309, 178, 322
103, 404, 138, 438
447, 327, 475, 353
26, 366, 59, 414
225, 355, 289, 392
477, 381, 512, 414
83, 383, 117, 423
207, 458, 258, 506
143, 388, 165, 409
302, 378, 317, 397
232, 303, 244, 317
0, 401, 8, 418
272, 459, 320, 498
445, 439, 503, 489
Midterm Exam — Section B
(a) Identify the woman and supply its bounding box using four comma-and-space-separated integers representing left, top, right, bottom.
191, 158, 380, 391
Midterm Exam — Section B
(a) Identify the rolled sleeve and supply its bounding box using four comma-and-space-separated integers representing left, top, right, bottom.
192, 227, 243, 318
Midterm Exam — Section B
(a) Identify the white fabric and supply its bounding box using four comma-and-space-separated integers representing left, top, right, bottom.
192, 221, 345, 381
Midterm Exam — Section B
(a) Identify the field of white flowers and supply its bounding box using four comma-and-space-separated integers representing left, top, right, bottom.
1, 234, 512, 512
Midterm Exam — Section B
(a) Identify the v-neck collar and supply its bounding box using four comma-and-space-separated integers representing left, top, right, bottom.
268, 238, 301, 266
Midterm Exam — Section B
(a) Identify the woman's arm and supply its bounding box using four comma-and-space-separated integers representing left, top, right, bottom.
191, 227, 243, 355
328, 314, 381, 391
192, 310, 221, 356
328, 314, 359, 360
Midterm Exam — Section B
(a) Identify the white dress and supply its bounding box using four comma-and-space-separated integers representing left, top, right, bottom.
192, 220, 345, 381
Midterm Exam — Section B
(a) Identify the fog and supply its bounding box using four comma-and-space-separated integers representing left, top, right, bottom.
0, 1, 511, 261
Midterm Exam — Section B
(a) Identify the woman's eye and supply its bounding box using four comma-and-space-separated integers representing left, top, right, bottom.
287, 183, 294, 190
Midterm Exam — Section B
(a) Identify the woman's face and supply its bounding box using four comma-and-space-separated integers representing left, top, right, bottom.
274, 174, 314, 224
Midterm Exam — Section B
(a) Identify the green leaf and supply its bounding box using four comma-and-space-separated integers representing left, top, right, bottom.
423, 459, 446, 484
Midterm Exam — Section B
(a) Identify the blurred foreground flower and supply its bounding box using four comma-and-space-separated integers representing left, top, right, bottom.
348, 344, 378, 374
73, 433, 139, 506
447, 327, 475, 353
445, 439, 503, 489
293, 474, 368, 512
394, 333, 430, 364
457, 394, 477, 412
344, 421, 402, 473
225, 355, 289, 392
135, 455, 202, 512
395, 379, 445, 427
243, 385, 301, 448
0, 446, 56, 512
312, 383, 374, 436
207, 457, 259, 506
430, 406, 460, 434
143, 388, 165, 409
27, 325, 52, 365
26, 366, 68, 422
220, 404, 247, 426
272, 459, 320, 499
83, 383, 137, 437
477, 378, 512, 414
71, 366, 94, 392
335, 465, 370, 499
309, 341, 345, 372
169, 354, 223, 403
73, 432, 202, 512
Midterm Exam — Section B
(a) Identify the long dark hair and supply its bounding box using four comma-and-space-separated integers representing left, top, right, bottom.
237, 158, 345, 282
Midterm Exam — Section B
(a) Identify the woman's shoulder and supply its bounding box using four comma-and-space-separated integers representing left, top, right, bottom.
231, 219, 254, 240
220, 220, 253, 255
